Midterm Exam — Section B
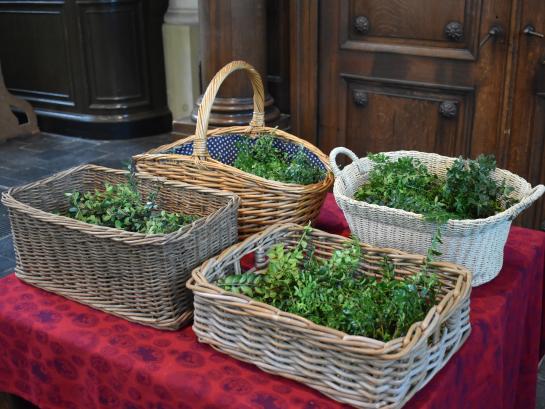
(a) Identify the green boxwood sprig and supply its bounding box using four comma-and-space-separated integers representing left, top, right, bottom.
217, 226, 439, 342
232, 134, 325, 185
63, 181, 197, 234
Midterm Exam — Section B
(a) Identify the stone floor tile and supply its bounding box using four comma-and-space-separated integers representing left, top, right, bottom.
0, 255, 14, 276
0, 236, 14, 259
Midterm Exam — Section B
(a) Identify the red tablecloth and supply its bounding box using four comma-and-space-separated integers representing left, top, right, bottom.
1, 193, 545, 409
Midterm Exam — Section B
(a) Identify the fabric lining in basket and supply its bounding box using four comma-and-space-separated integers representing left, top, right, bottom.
169, 133, 326, 170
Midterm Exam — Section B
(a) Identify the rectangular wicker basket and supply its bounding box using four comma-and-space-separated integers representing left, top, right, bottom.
1, 164, 239, 330
188, 224, 472, 409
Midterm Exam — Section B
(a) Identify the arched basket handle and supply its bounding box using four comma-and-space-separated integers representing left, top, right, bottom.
193, 60, 266, 159
329, 147, 361, 187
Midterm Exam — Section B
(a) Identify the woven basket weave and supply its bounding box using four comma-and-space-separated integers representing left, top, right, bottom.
133, 60, 333, 239
1, 164, 239, 330
188, 223, 472, 409
330, 148, 545, 287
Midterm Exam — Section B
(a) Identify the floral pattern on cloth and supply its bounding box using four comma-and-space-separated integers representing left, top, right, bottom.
0, 194, 544, 409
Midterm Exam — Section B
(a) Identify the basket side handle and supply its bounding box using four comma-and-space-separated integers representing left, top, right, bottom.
193, 60, 266, 159
329, 147, 360, 187
506, 184, 545, 221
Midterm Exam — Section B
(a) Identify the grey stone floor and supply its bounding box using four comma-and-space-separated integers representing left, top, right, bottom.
1, 132, 544, 408
0, 132, 173, 278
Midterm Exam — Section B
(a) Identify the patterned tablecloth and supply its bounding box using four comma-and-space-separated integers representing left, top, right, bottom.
0, 193, 544, 409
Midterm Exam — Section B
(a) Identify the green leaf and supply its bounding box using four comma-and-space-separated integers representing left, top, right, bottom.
232, 134, 325, 185
354, 153, 514, 222
60, 180, 198, 234
211, 226, 438, 342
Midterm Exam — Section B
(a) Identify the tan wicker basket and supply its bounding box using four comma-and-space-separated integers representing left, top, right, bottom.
133, 60, 333, 239
187, 223, 472, 409
330, 148, 545, 287
1, 164, 239, 330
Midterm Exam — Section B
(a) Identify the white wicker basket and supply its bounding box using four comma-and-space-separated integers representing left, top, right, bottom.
330, 148, 545, 286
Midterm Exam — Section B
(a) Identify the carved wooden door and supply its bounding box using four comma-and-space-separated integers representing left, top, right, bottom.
318, 0, 510, 160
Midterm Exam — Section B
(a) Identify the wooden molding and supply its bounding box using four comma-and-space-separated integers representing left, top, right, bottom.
289, 0, 319, 144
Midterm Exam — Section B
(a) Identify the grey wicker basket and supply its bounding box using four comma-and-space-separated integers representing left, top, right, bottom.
1, 164, 239, 330
188, 224, 472, 409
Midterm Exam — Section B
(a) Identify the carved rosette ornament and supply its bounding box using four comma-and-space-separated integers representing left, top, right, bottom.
352, 90, 369, 107
444, 21, 464, 42
354, 15, 370, 35
439, 101, 458, 118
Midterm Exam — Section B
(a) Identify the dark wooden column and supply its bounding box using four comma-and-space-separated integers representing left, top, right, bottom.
0, 0, 171, 139
173, 0, 289, 137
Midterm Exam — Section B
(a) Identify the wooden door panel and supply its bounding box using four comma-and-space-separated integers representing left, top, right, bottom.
0, 2, 75, 107
343, 77, 473, 157
523, 94, 545, 228
343, 0, 483, 60
351, 0, 465, 41
319, 0, 509, 172
503, 0, 545, 228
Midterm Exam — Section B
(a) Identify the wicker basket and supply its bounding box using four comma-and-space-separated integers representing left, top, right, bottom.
133, 60, 333, 239
187, 223, 472, 409
1, 164, 239, 330
330, 148, 545, 287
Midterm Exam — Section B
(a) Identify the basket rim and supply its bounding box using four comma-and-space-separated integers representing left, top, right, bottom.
1, 164, 240, 246
188, 223, 472, 360
133, 125, 334, 193
332, 150, 544, 227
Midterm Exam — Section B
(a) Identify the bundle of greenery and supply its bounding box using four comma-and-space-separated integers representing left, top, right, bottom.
232, 134, 325, 185
217, 226, 439, 342
354, 153, 515, 223
62, 182, 198, 234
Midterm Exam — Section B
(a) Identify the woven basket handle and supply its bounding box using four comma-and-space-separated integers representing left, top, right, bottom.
193, 60, 266, 159
506, 184, 545, 221
329, 147, 360, 187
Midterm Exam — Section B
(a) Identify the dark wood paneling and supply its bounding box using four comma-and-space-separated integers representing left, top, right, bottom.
318, 0, 509, 161
289, 0, 319, 144
342, 76, 474, 157
342, 0, 483, 60
502, 0, 545, 228
0, 2, 75, 107
351, 0, 466, 41
194, 0, 281, 126
266, 0, 290, 113
79, 0, 149, 110
199, 0, 268, 99
0, 0, 170, 138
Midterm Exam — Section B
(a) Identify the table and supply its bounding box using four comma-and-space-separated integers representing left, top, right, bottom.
0, 193, 544, 409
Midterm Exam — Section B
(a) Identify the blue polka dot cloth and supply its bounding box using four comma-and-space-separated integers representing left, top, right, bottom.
167, 134, 326, 170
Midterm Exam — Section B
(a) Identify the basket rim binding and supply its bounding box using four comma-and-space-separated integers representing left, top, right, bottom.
330, 148, 545, 228
1, 163, 240, 246
188, 223, 472, 361
133, 126, 334, 193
